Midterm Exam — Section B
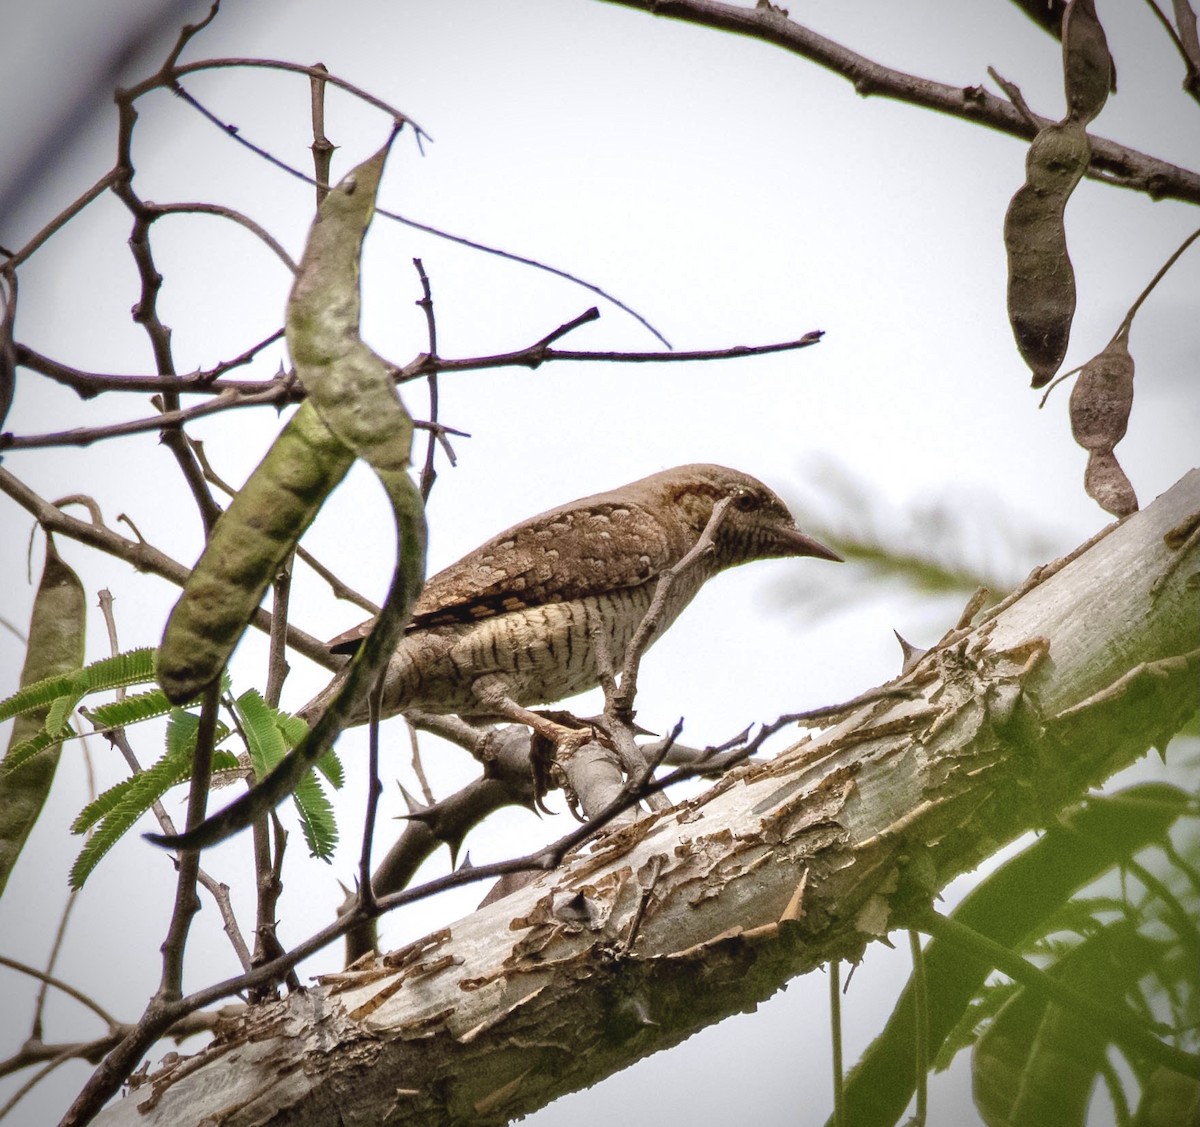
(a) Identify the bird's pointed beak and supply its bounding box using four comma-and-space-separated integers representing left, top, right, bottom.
781, 527, 843, 563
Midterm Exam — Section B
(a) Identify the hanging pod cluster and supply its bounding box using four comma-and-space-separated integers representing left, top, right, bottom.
151, 129, 429, 850
1002, 0, 1146, 518
1003, 0, 1112, 388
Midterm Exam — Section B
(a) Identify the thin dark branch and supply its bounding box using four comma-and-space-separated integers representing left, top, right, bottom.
1144, 0, 1200, 101
111, 86, 221, 531
357, 681, 387, 917
12, 324, 821, 405
0, 391, 465, 450
156, 682, 220, 1002
1174, 0, 1200, 72
2, 170, 119, 269
146, 201, 297, 272
15, 331, 286, 398
0, 955, 118, 1029
308, 62, 334, 208
168, 82, 671, 346
413, 258, 445, 502
264, 554, 293, 708
601, 0, 1200, 204
613, 496, 734, 719
0, 466, 338, 670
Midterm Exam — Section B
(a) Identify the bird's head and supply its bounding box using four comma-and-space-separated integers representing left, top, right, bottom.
654, 463, 843, 570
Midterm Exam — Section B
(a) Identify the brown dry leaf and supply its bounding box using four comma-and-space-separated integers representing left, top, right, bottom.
1063, 0, 1114, 124
1003, 121, 1090, 387
1084, 450, 1138, 517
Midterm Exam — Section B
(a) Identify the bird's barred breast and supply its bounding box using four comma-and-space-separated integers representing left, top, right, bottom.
381, 578, 704, 717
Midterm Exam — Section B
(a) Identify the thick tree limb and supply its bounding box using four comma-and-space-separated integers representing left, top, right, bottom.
92, 470, 1200, 1127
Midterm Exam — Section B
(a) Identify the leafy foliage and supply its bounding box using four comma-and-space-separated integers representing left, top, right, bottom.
68, 711, 242, 889
233, 689, 341, 858
836, 779, 1200, 1127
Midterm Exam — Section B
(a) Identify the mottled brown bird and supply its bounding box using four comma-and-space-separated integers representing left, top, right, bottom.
299, 463, 840, 740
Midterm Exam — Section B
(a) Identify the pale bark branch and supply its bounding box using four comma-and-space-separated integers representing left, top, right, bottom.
91, 469, 1200, 1127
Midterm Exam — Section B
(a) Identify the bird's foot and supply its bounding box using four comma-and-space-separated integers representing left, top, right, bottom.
525, 709, 610, 815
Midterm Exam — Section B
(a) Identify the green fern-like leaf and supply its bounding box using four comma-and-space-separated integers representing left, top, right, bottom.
0, 647, 158, 723
85, 688, 176, 730
233, 689, 339, 858
69, 708, 240, 888
2, 726, 74, 776
72, 772, 143, 835
0, 672, 88, 724
278, 710, 309, 748
293, 769, 338, 858
314, 748, 343, 789
934, 979, 1021, 1072
235, 689, 286, 778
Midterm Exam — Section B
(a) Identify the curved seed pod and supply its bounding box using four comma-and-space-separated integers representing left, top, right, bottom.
287, 133, 413, 474
156, 402, 355, 704
1069, 332, 1133, 452
148, 132, 428, 851
1084, 450, 1138, 517
0, 538, 85, 897
1063, 0, 1114, 125
1003, 121, 1090, 387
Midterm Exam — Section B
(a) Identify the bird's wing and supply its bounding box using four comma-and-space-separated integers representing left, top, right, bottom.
325, 501, 677, 652
412, 501, 676, 625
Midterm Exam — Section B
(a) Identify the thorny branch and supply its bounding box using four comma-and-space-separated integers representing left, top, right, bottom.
5, 325, 825, 450
8, 2, 1198, 1123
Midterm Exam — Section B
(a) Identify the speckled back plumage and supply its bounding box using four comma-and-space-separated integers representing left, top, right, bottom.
303, 464, 839, 724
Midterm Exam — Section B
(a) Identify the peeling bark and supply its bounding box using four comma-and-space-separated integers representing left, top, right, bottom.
95, 471, 1200, 1127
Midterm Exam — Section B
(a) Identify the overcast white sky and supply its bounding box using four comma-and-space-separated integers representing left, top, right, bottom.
2, 2, 1197, 1124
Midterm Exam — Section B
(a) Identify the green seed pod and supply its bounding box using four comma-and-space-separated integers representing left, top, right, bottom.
0, 539, 86, 897
148, 132, 428, 851
287, 138, 414, 473
156, 402, 354, 704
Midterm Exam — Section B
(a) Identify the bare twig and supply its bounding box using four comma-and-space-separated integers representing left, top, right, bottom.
413, 259, 450, 501
357, 681, 387, 918
16, 331, 286, 398
308, 62, 334, 208
166, 81, 671, 345
614, 496, 735, 719
986, 66, 1041, 130
2, 170, 119, 269
0, 955, 119, 1028
146, 201, 297, 273
0, 467, 337, 670
406, 720, 435, 807
1, 391, 465, 449
110, 84, 221, 532
1144, 0, 1200, 101
9, 322, 822, 410
156, 681, 220, 1002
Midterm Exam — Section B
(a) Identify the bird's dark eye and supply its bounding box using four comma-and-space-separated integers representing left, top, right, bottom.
732, 491, 759, 512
